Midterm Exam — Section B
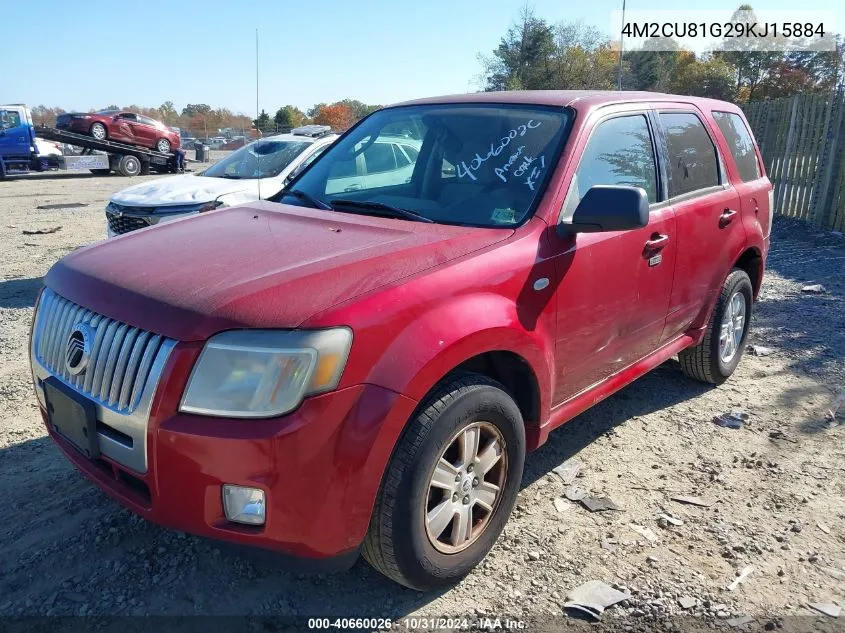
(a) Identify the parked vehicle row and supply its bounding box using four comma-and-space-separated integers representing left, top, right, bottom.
30, 91, 772, 591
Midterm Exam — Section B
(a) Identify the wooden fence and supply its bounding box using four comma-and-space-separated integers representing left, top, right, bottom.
743, 91, 845, 232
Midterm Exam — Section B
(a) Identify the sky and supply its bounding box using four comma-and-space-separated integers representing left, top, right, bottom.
2, 0, 839, 116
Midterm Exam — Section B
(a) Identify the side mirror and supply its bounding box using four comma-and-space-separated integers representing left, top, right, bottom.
284, 163, 306, 185
559, 185, 649, 235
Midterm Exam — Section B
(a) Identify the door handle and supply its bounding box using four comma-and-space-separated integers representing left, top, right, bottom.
720, 208, 738, 227
644, 233, 670, 253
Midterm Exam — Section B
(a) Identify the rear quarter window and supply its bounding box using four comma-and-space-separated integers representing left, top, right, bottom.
659, 112, 720, 198
712, 111, 761, 183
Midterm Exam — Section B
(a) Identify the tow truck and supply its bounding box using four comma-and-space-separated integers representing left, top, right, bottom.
0, 104, 175, 178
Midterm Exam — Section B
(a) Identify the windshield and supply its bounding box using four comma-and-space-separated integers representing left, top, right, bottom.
203, 139, 310, 179
277, 103, 572, 227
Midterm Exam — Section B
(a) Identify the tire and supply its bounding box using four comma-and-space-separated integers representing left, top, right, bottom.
363, 373, 525, 590
155, 138, 171, 154
90, 122, 107, 141
679, 268, 753, 385
116, 154, 142, 177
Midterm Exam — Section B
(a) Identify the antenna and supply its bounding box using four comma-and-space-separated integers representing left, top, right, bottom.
256, 27, 261, 200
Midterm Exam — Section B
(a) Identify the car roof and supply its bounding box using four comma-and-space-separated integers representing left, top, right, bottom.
392, 90, 744, 115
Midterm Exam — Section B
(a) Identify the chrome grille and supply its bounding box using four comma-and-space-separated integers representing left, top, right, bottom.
33, 288, 171, 414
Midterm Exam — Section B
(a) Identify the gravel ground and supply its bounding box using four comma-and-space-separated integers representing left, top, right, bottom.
0, 167, 843, 630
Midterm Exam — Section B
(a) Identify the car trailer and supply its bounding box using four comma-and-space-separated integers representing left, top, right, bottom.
35, 126, 175, 177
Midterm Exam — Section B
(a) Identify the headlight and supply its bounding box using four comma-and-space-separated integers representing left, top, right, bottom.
180, 328, 353, 418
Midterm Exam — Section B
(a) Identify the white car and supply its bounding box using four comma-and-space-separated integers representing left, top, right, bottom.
325, 135, 420, 194
105, 126, 337, 237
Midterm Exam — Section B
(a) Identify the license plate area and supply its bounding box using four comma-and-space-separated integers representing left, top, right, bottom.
43, 377, 100, 460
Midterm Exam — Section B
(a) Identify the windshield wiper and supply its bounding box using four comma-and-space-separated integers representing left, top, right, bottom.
284, 189, 332, 210
329, 199, 434, 223
219, 174, 242, 179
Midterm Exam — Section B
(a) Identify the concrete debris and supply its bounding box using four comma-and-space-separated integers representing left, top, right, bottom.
747, 344, 774, 356
727, 615, 755, 627
553, 497, 569, 513
801, 284, 826, 294
727, 565, 755, 591
563, 580, 630, 620
671, 495, 713, 507
657, 513, 683, 526
713, 411, 748, 429
21, 226, 61, 235
817, 522, 831, 535
678, 596, 697, 609
564, 485, 588, 502
552, 459, 582, 485
628, 524, 659, 542
36, 203, 87, 210
807, 603, 841, 618
580, 496, 621, 512
826, 389, 845, 421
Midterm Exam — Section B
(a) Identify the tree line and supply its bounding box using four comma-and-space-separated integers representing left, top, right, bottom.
28, 99, 381, 138
478, 5, 844, 102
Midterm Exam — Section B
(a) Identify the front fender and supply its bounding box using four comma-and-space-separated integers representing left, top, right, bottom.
366, 292, 554, 422
325, 292, 554, 547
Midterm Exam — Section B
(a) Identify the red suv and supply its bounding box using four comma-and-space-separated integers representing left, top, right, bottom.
56, 110, 180, 154
30, 91, 771, 590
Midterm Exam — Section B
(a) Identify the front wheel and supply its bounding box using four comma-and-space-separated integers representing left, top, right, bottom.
679, 268, 753, 384
362, 374, 525, 590
155, 138, 171, 154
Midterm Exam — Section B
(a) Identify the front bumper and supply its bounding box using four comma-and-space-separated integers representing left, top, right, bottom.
37, 350, 418, 564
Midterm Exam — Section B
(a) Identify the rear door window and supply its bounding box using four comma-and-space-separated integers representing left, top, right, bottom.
363, 142, 398, 174
659, 112, 720, 197
712, 112, 761, 183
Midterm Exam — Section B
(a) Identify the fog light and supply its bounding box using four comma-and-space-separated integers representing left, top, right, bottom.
222, 485, 266, 525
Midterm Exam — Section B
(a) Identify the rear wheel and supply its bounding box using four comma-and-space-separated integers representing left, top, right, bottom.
116, 154, 142, 177
90, 122, 107, 141
155, 138, 171, 154
362, 373, 525, 590
679, 268, 753, 384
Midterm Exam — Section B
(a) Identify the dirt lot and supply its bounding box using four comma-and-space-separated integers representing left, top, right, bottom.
0, 168, 843, 630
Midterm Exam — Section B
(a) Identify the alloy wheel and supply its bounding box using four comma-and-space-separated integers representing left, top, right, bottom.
91, 123, 107, 141
719, 290, 746, 363
424, 422, 507, 554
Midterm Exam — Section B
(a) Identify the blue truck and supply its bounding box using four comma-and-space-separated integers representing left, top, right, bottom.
1, 104, 174, 178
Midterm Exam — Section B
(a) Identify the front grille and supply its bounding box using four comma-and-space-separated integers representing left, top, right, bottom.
107, 212, 150, 235
33, 288, 172, 414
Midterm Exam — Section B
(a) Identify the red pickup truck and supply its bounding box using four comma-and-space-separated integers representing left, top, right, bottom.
30, 91, 771, 590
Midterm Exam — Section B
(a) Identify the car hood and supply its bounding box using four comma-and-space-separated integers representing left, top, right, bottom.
46, 202, 512, 341
110, 174, 263, 206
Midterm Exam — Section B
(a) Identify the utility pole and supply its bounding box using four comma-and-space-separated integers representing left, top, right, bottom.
617, 0, 626, 90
